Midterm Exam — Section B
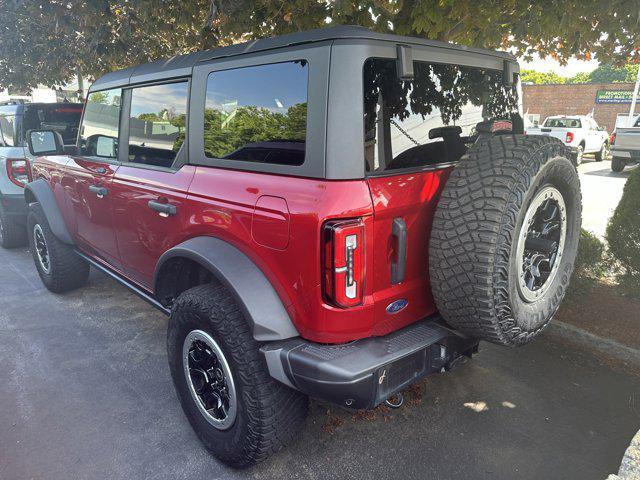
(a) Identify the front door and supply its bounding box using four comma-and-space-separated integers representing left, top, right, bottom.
67, 88, 123, 268
110, 81, 193, 288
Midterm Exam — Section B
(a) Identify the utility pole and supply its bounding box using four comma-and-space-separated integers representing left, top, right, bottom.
627, 66, 640, 127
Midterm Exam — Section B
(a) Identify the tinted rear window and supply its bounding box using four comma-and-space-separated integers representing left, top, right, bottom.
203, 61, 308, 166
363, 59, 522, 174
24, 104, 83, 144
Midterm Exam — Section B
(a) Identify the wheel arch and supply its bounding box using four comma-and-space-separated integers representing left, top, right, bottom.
24, 179, 74, 245
154, 236, 299, 342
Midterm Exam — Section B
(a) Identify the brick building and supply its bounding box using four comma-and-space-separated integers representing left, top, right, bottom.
522, 82, 636, 132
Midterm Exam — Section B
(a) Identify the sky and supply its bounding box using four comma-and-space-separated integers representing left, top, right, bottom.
518, 54, 600, 76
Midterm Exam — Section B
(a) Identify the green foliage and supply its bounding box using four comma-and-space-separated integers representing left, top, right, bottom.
606, 168, 640, 290
520, 70, 567, 85
1, 0, 638, 91
523, 64, 640, 85
574, 229, 608, 279
203, 104, 306, 158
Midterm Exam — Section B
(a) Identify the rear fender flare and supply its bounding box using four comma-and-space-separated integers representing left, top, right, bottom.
24, 179, 74, 245
154, 236, 299, 342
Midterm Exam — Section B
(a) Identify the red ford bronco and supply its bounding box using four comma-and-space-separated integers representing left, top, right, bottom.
24, 26, 581, 468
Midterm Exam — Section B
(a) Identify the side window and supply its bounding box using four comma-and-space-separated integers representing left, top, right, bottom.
363, 59, 521, 173
204, 61, 308, 166
0, 115, 17, 146
79, 89, 122, 159
127, 82, 189, 169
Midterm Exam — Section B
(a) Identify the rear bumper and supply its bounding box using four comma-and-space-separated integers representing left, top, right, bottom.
262, 316, 478, 409
610, 147, 640, 161
0, 192, 28, 225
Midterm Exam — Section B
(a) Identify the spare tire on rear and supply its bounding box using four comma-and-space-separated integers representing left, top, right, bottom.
429, 135, 581, 347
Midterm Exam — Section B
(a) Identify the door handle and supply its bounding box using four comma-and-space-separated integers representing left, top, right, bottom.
89, 185, 108, 198
391, 217, 407, 284
148, 200, 177, 217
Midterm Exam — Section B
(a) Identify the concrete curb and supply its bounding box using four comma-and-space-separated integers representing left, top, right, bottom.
549, 321, 640, 367
607, 430, 640, 480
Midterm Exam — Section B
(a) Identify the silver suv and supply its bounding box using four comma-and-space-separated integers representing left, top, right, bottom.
0, 101, 82, 247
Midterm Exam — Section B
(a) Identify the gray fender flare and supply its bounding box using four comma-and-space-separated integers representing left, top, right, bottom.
154, 236, 299, 342
24, 179, 74, 245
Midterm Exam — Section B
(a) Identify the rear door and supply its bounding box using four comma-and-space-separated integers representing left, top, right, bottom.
66, 88, 123, 268
110, 81, 195, 288
362, 57, 521, 331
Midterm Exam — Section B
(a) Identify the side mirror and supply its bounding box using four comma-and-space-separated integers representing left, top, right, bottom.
27, 130, 64, 156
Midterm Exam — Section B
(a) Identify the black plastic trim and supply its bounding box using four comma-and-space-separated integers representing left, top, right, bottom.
24, 179, 74, 245
262, 317, 478, 409
154, 236, 299, 341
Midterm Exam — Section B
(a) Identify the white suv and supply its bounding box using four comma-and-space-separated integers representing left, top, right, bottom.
526, 115, 610, 165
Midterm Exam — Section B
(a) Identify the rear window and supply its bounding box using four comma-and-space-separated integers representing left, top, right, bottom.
23, 104, 83, 145
203, 61, 308, 166
544, 118, 581, 128
0, 115, 17, 146
364, 59, 522, 174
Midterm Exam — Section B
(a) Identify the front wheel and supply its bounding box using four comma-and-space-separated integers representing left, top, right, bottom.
167, 283, 308, 468
27, 203, 89, 293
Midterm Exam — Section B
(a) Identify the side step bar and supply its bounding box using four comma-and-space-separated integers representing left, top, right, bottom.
75, 250, 170, 316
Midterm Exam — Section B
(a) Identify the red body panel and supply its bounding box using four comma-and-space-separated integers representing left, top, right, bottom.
31, 154, 450, 344
365, 169, 452, 336
110, 165, 196, 286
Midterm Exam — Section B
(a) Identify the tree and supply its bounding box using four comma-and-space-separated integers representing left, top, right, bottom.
1, 0, 638, 91
520, 70, 567, 84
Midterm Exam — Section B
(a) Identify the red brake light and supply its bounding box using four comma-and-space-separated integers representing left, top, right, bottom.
610, 132, 616, 145
6, 158, 31, 187
323, 219, 365, 308
566, 132, 574, 143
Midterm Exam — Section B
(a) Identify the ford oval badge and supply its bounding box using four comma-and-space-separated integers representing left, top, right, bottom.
386, 299, 408, 315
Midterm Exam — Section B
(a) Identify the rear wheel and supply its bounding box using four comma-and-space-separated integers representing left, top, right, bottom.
0, 206, 26, 249
594, 142, 608, 162
612, 157, 626, 172
575, 144, 584, 166
429, 136, 581, 347
27, 203, 89, 293
167, 283, 308, 468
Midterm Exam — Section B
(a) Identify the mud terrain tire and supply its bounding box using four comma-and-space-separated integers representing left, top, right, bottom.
27, 203, 89, 293
167, 283, 308, 468
429, 136, 581, 347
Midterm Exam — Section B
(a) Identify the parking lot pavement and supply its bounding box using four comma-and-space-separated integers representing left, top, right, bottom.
1, 246, 639, 480
578, 158, 636, 238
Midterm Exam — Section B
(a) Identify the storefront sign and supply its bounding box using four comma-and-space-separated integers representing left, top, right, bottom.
595, 90, 634, 104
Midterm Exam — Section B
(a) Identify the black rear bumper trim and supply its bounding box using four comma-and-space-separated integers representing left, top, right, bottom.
262, 317, 478, 409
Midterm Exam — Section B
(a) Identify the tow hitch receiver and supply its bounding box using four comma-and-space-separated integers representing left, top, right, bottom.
262, 316, 479, 410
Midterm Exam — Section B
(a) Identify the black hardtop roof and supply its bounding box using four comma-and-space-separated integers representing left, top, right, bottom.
90, 25, 517, 92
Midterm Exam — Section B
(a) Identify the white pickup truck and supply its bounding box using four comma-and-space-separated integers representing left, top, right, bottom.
610, 115, 640, 172
526, 115, 610, 165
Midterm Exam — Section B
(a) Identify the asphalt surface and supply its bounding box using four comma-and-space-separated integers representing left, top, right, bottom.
2, 158, 639, 480
578, 157, 637, 238
1, 244, 639, 480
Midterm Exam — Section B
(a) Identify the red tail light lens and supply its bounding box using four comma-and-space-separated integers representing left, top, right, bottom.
323, 219, 365, 308
565, 132, 574, 143
610, 132, 616, 145
6, 158, 31, 187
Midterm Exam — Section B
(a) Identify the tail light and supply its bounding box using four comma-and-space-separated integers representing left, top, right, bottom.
6, 158, 31, 187
610, 132, 616, 145
323, 219, 365, 308
565, 132, 574, 143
